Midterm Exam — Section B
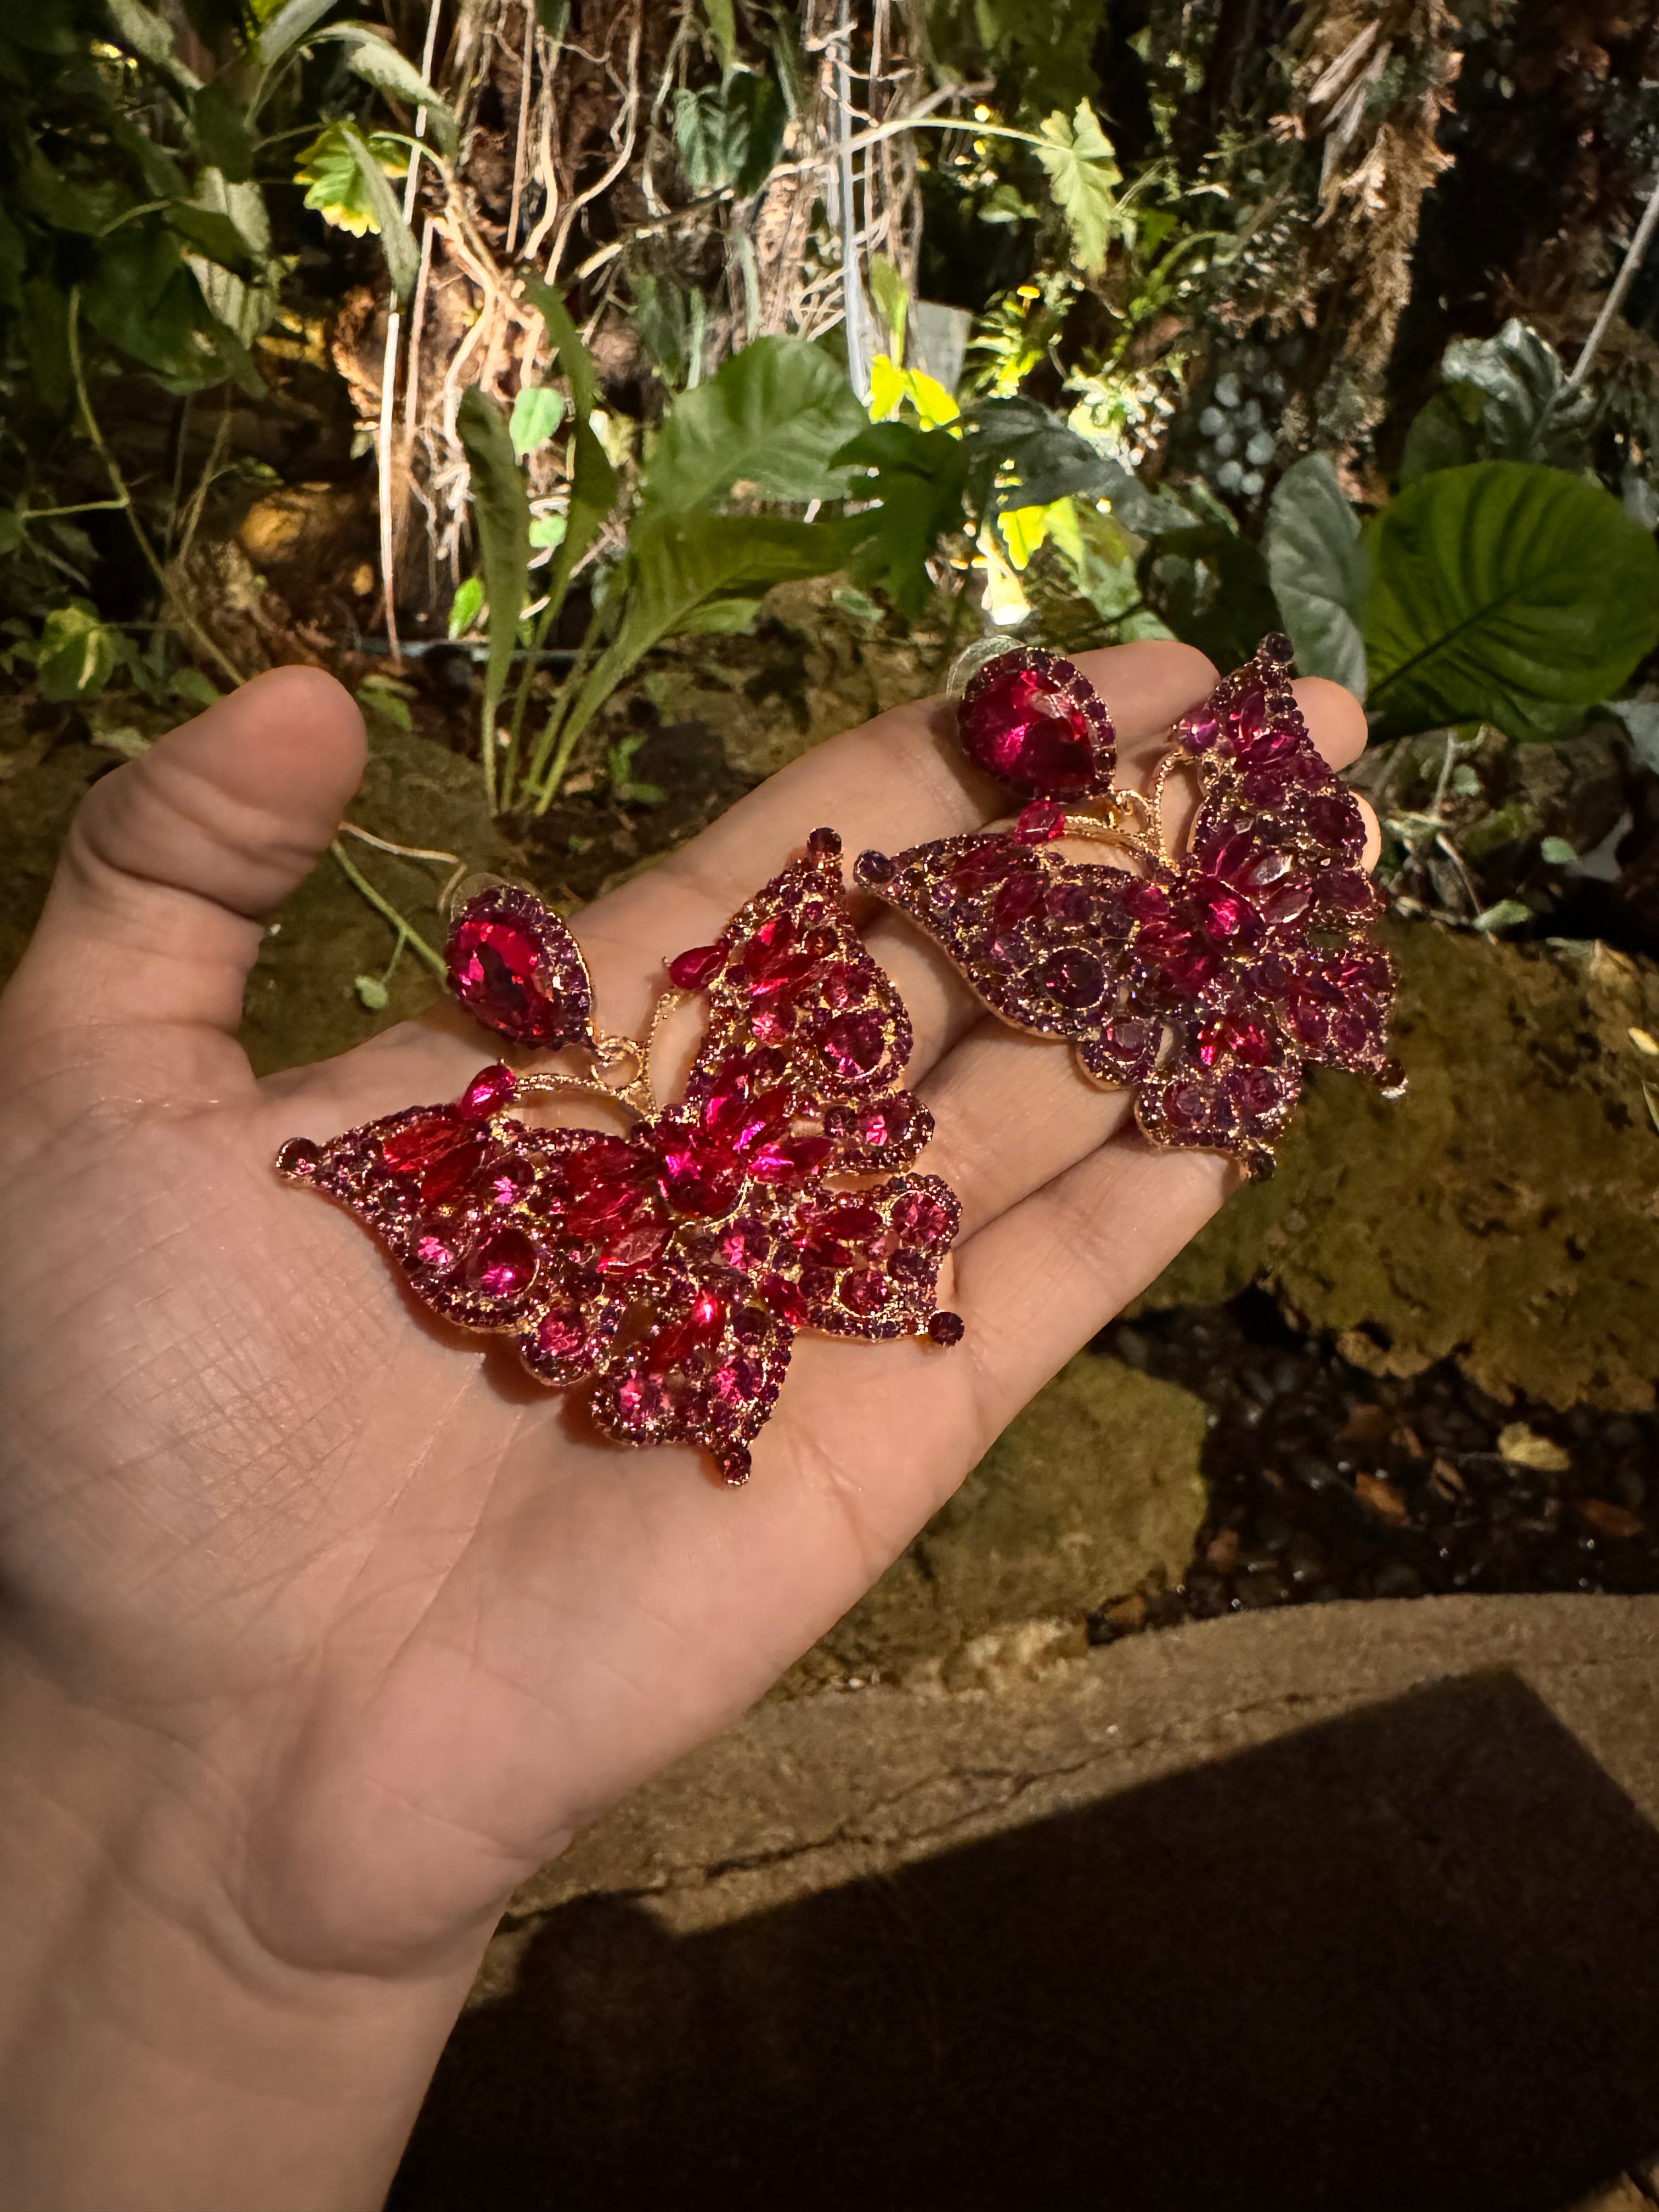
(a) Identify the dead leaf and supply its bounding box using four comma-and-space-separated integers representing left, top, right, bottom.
1498, 1423, 1572, 1474
1356, 1472, 1410, 1525
1429, 1457, 1466, 1500
1574, 1498, 1645, 1542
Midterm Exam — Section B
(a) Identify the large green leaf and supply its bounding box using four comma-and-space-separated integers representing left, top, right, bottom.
456, 388, 531, 777
958, 396, 1116, 533
1364, 461, 1659, 741
639, 336, 867, 514
561, 512, 858, 751
1265, 454, 1369, 696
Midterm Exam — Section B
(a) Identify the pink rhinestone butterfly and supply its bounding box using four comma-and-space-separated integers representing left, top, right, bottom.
855, 637, 1403, 1178
277, 831, 962, 1485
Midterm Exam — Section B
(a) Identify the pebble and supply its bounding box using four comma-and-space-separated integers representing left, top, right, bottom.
1089, 1291, 1659, 1642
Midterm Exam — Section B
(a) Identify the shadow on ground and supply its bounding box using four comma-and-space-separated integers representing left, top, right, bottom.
391, 1672, 1659, 2211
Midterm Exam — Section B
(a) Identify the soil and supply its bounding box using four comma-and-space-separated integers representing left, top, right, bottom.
1098, 1291, 1659, 1644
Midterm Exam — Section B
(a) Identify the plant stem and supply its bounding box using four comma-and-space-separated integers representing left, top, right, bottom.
329, 839, 447, 979
1570, 168, 1659, 390
66, 289, 246, 691
525, 601, 608, 811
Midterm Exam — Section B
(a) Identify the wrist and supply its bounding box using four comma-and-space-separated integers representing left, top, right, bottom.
0, 1653, 477, 2212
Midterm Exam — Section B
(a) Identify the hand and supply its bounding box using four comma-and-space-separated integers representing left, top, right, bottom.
0, 645, 1374, 2208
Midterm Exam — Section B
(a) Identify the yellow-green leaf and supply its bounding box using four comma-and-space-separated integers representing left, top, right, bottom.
1034, 100, 1124, 276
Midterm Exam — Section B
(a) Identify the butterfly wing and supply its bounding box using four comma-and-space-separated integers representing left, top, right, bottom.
276, 1093, 655, 1374
279, 832, 963, 1486
859, 640, 1401, 1172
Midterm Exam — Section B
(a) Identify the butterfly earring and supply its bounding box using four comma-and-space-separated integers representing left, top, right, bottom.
855, 636, 1404, 1180
276, 830, 963, 1486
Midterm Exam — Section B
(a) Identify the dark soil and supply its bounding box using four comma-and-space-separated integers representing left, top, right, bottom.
1093, 1289, 1659, 1644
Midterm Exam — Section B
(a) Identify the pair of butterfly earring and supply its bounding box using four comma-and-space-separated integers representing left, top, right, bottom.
279, 635, 1403, 1486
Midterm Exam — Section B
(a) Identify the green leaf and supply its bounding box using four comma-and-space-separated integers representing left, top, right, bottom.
1033, 99, 1123, 275
832, 420, 968, 619
1090, 451, 1198, 538
672, 72, 787, 196
456, 388, 531, 749
448, 574, 485, 639
163, 200, 257, 276
1364, 461, 1659, 742
1045, 496, 1143, 624
528, 512, 568, 552
1606, 698, 1659, 775
867, 255, 909, 358
1398, 383, 1485, 486
0, 511, 24, 556
701, 0, 736, 72
318, 26, 460, 162
1472, 898, 1532, 934
323, 121, 417, 297
257, 0, 339, 67
170, 667, 221, 708
561, 511, 859, 751
1440, 320, 1592, 469
105, 0, 200, 88
356, 673, 413, 730
37, 602, 125, 702
354, 972, 391, 1011
510, 383, 566, 458
189, 81, 255, 184
960, 396, 1110, 524
1265, 454, 1369, 696
522, 276, 596, 422
1539, 836, 1577, 866
640, 336, 868, 514
84, 226, 228, 387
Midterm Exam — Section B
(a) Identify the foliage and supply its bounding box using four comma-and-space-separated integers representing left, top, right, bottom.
924, 0, 1107, 120
638, 338, 867, 513
0, 4, 279, 402
1364, 462, 1659, 743
1400, 320, 1595, 484
1031, 101, 1125, 276
455, 389, 531, 802
1265, 456, 1369, 696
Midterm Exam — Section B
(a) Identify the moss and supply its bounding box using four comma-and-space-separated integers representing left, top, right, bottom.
1138, 919, 1659, 1412
785, 1350, 1210, 1691
240, 721, 521, 1076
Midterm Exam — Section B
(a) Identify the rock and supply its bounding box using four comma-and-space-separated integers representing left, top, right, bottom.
394, 1593, 1659, 2211
780, 1350, 1209, 1693
1137, 919, 1659, 1412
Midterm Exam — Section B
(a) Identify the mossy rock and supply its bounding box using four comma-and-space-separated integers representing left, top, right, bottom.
240, 721, 519, 1076
1138, 918, 1659, 1412
785, 1351, 1209, 1692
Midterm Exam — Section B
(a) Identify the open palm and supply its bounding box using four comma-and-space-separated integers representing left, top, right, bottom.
0, 643, 1372, 1986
